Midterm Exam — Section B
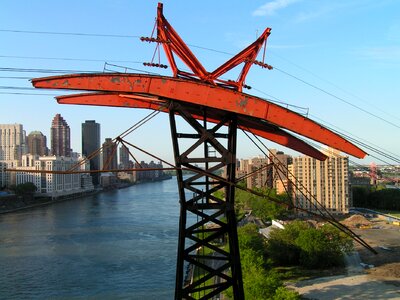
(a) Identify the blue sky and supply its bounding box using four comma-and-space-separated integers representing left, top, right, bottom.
1, 0, 399, 165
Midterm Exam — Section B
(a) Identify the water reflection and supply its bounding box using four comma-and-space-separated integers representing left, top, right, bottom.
0, 178, 180, 299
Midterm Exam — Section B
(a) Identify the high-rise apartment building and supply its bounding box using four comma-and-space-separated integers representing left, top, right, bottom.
50, 114, 71, 157
269, 149, 292, 194
27, 131, 48, 156
119, 144, 130, 169
82, 120, 100, 185
0, 124, 26, 161
237, 156, 270, 189
0, 124, 26, 186
102, 138, 118, 171
288, 148, 350, 214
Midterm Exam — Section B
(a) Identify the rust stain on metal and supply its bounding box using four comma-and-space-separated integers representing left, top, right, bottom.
237, 97, 248, 108
111, 77, 121, 83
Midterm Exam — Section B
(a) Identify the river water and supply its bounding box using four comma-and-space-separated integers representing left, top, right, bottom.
0, 178, 185, 299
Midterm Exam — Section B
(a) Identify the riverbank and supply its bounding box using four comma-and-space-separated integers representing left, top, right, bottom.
0, 175, 174, 215
0, 189, 99, 214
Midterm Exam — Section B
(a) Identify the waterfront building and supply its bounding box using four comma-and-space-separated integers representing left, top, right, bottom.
27, 131, 48, 156
16, 154, 93, 196
288, 148, 350, 215
117, 171, 135, 183
0, 124, 27, 186
100, 172, 118, 188
102, 138, 118, 171
82, 120, 101, 186
50, 114, 71, 157
135, 160, 164, 182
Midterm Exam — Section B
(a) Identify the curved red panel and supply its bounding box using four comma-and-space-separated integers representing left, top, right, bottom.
32, 73, 367, 158
56, 92, 326, 160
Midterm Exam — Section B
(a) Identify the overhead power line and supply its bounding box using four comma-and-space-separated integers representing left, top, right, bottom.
0, 92, 59, 96
268, 50, 400, 124
0, 76, 32, 79
0, 54, 142, 64
2, 28, 399, 127
0, 29, 140, 39
274, 67, 400, 130
310, 113, 400, 162
0, 67, 99, 74
0, 28, 234, 56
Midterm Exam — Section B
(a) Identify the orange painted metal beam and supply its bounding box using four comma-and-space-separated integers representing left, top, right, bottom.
32, 74, 367, 159
55, 92, 325, 160
154, 3, 271, 92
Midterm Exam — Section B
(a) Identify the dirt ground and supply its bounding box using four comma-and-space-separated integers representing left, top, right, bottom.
288, 218, 400, 299
354, 218, 400, 279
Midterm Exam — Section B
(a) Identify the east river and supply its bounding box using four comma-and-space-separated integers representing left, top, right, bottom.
0, 177, 186, 299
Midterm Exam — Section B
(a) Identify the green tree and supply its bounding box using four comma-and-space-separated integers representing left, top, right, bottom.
353, 186, 400, 210
295, 229, 335, 268
230, 223, 300, 300
14, 182, 37, 196
352, 186, 370, 207
266, 221, 309, 266
369, 189, 400, 210
266, 221, 352, 269
273, 286, 301, 300
243, 268, 282, 300
238, 223, 265, 255
235, 186, 289, 222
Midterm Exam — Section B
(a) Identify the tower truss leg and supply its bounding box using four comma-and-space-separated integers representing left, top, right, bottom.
169, 101, 244, 299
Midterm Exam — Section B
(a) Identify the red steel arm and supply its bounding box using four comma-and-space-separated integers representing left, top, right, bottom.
157, 3, 208, 80
55, 92, 327, 160
155, 3, 271, 91
31, 73, 367, 159
210, 28, 271, 91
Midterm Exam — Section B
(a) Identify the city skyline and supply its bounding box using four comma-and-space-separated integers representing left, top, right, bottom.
1, 1, 399, 165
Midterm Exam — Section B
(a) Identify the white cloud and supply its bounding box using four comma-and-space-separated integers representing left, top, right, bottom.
252, 0, 301, 17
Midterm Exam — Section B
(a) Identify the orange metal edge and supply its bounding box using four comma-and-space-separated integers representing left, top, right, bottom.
56, 92, 327, 160
31, 74, 367, 159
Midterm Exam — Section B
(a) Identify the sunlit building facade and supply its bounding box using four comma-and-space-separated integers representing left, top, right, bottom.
289, 148, 350, 215
0, 124, 26, 186
27, 131, 48, 156
51, 114, 71, 157
16, 154, 93, 196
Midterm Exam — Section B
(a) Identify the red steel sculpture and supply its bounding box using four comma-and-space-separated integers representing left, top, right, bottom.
32, 3, 367, 299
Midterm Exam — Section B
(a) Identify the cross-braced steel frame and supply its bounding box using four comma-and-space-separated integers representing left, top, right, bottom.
169, 101, 244, 299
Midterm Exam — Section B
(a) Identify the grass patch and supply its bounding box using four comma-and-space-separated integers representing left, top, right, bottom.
376, 209, 400, 218
272, 265, 346, 283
